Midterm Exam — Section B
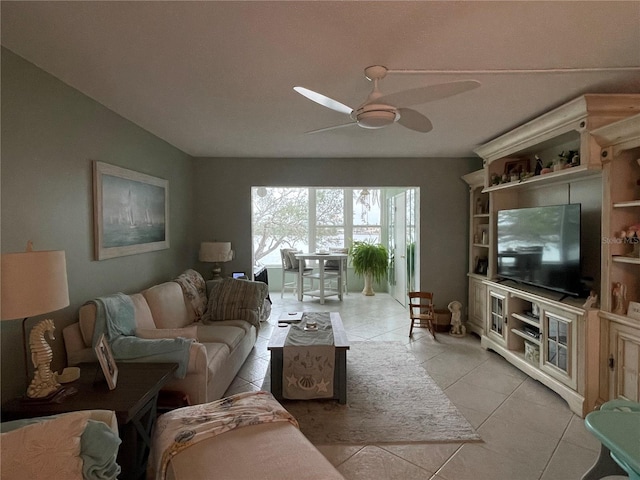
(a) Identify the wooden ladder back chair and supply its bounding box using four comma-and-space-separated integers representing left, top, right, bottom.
409, 291, 436, 339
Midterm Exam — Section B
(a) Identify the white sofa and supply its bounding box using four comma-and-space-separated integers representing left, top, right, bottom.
63, 275, 268, 405
0, 410, 121, 480
149, 391, 345, 480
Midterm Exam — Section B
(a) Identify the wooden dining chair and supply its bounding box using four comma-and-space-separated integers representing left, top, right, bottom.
408, 291, 436, 339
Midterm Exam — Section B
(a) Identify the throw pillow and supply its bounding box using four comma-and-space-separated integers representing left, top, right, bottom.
202, 277, 268, 328
136, 325, 198, 340
285, 250, 305, 270
280, 248, 295, 269
1, 410, 90, 480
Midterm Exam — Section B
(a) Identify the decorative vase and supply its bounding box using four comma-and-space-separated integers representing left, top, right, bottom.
362, 272, 375, 296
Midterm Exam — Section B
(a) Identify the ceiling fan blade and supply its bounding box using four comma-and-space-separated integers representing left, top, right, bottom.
293, 86, 354, 115
305, 122, 359, 134
376, 80, 481, 108
397, 108, 433, 133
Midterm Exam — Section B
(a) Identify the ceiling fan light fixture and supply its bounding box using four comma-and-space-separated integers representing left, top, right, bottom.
355, 104, 398, 129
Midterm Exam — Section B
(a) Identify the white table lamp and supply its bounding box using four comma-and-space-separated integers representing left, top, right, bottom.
199, 242, 234, 279
1, 241, 70, 400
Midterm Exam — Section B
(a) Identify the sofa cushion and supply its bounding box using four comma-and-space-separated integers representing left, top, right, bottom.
0, 410, 90, 480
137, 325, 198, 340
198, 320, 252, 336
142, 282, 191, 329
130, 293, 156, 330
197, 325, 245, 350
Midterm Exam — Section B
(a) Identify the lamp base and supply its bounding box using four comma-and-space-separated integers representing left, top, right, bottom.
211, 263, 222, 279
21, 385, 78, 405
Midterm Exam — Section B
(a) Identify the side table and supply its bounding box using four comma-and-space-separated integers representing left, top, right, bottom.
1, 362, 177, 480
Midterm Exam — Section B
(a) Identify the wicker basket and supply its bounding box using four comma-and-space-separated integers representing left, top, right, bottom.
433, 309, 452, 332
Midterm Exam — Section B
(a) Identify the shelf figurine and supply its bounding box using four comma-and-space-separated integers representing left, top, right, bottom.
612, 282, 627, 315
534, 155, 543, 176
582, 290, 598, 309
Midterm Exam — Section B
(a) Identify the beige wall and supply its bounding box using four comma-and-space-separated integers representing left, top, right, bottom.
1, 49, 197, 401
192, 157, 481, 307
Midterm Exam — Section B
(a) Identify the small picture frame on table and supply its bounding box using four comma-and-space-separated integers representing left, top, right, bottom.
95, 334, 118, 390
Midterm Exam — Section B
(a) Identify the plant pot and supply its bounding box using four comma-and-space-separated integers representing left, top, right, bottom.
362, 272, 375, 296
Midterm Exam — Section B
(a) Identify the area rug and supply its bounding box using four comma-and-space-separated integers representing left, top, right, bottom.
275, 341, 482, 445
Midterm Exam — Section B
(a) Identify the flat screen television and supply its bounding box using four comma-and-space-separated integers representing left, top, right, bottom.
496, 204, 582, 297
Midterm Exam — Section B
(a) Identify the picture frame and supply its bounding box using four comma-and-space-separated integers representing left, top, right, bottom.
94, 334, 118, 390
474, 257, 488, 275
628, 301, 640, 320
504, 158, 530, 177
93, 161, 169, 260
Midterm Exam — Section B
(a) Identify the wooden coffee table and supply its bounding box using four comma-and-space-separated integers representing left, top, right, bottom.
2, 362, 177, 480
268, 312, 350, 404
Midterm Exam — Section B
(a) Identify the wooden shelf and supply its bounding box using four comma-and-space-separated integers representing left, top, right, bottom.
511, 328, 541, 345
473, 213, 490, 218
599, 310, 640, 328
482, 165, 600, 193
613, 200, 640, 208
512, 312, 541, 327
467, 272, 488, 280
612, 255, 640, 265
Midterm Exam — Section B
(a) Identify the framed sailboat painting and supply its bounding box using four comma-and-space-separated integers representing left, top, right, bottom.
93, 161, 169, 260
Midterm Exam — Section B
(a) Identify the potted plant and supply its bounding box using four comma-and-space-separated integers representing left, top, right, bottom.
349, 240, 389, 296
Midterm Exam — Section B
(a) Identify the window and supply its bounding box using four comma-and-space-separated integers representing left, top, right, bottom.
252, 187, 383, 266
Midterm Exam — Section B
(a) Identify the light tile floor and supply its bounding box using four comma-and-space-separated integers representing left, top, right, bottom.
224, 292, 602, 480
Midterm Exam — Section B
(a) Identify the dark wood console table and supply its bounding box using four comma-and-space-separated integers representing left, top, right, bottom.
2, 362, 177, 480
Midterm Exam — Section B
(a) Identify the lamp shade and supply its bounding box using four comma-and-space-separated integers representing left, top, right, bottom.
199, 242, 234, 263
1, 249, 70, 320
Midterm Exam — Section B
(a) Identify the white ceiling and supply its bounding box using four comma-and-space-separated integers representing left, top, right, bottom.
2, 1, 640, 158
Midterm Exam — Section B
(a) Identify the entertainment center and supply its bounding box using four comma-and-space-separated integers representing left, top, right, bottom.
463, 94, 640, 416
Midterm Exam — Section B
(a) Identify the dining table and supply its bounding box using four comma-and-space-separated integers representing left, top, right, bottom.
295, 252, 348, 304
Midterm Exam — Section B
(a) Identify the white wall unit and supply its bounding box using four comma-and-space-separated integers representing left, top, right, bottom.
462, 169, 489, 336
592, 113, 640, 405
481, 280, 600, 416
472, 94, 640, 417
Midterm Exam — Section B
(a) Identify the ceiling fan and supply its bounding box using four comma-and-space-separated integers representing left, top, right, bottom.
294, 65, 480, 134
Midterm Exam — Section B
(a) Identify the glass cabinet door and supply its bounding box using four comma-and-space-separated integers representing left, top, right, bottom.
489, 290, 507, 343
545, 314, 570, 374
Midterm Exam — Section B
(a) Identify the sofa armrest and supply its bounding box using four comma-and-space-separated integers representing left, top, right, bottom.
187, 342, 207, 375
63, 323, 92, 365
87, 410, 119, 435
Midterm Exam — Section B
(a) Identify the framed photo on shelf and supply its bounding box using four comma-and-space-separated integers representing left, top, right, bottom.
95, 334, 118, 390
628, 301, 640, 320
504, 158, 530, 177
474, 257, 488, 275
93, 161, 169, 260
